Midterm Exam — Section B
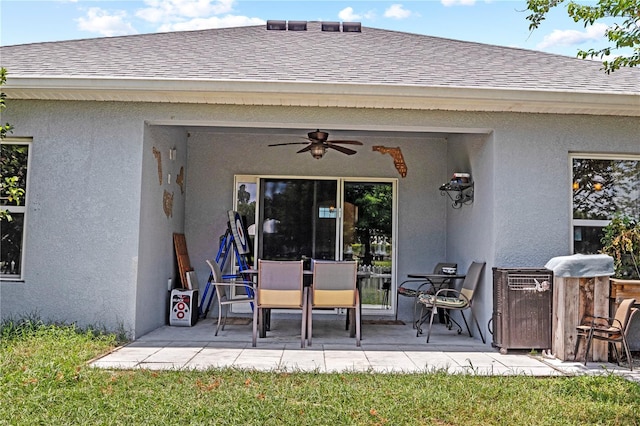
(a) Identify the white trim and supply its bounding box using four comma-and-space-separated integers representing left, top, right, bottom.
569, 153, 640, 253
5, 77, 639, 116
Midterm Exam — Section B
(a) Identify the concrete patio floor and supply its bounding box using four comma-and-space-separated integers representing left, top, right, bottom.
91, 315, 640, 381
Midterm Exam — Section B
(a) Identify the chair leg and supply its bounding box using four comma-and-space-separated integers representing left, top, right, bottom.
416, 304, 425, 337
355, 292, 361, 347
252, 306, 258, 347
426, 305, 438, 343
584, 328, 595, 366
300, 289, 307, 349
412, 296, 420, 329
460, 310, 473, 338
307, 302, 313, 347
215, 302, 223, 336
621, 335, 633, 371
472, 312, 485, 344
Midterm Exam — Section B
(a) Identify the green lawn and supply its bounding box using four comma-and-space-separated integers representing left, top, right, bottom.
1, 319, 639, 425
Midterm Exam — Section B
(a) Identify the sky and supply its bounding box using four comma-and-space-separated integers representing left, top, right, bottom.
0, 0, 618, 59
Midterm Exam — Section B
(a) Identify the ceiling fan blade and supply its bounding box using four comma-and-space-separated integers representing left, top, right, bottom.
327, 144, 357, 155
326, 140, 363, 145
296, 145, 313, 153
268, 142, 310, 147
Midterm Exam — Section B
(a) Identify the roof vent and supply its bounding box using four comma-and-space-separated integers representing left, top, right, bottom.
266, 20, 286, 30
287, 21, 307, 31
321, 21, 341, 32
342, 22, 362, 32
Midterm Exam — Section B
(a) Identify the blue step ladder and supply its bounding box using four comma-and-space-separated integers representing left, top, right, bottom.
199, 211, 254, 318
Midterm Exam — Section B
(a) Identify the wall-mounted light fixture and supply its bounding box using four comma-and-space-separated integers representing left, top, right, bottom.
169, 147, 177, 160
439, 173, 474, 208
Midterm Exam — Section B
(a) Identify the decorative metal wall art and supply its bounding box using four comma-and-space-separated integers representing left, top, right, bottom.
177, 166, 185, 194
152, 147, 162, 185
163, 190, 174, 218
372, 146, 407, 177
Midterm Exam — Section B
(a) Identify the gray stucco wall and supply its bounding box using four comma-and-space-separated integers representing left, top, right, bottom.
136, 124, 188, 337
1, 99, 638, 343
1, 100, 144, 334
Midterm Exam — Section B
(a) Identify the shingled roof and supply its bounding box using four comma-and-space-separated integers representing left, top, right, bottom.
2, 22, 639, 115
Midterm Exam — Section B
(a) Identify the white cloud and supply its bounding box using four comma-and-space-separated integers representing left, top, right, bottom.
338, 7, 361, 21
441, 0, 476, 6
158, 15, 264, 32
76, 7, 137, 37
537, 23, 608, 49
338, 6, 375, 22
136, 0, 236, 24
384, 4, 413, 19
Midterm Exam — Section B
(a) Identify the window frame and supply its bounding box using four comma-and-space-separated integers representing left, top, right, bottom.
570, 153, 640, 254
1, 137, 32, 281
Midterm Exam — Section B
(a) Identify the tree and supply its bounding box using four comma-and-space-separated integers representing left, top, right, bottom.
1, 67, 24, 221
526, 0, 640, 73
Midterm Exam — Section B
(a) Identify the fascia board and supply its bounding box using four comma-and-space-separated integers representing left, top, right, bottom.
4, 77, 639, 117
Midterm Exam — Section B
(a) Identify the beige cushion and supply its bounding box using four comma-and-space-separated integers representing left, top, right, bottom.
313, 290, 355, 307
259, 289, 302, 307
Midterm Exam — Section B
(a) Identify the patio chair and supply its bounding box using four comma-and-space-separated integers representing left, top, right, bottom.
206, 259, 255, 336
416, 261, 486, 343
308, 260, 360, 347
396, 262, 458, 327
252, 259, 307, 348
574, 297, 637, 370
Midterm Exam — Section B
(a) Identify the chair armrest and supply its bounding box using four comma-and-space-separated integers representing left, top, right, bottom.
398, 279, 429, 289
217, 281, 256, 290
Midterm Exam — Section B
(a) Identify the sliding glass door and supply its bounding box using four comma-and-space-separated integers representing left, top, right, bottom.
234, 175, 396, 313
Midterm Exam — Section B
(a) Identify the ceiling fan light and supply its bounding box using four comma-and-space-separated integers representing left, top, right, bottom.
310, 144, 326, 159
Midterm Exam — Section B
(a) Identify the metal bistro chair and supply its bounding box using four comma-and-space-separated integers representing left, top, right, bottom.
574, 297, 637, 370
308, 260, 360, 347
396, 262, 458, 327
416, 261, 486, 343
206, 259, 255, 336
252, 259, 307, 348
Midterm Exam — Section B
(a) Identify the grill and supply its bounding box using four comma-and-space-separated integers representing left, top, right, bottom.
492, 268, 553, 354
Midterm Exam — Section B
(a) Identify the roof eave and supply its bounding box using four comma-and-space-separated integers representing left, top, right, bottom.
4, 77, 639, 117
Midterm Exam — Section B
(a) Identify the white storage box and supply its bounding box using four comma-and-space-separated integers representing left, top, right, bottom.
169, 288, 198, 326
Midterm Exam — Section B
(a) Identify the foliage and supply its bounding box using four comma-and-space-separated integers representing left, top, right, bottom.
601, 214, 640, 278
1, 67, 21, 222
526, 0, 640, 72
0, 68, 13, 139
2, 320, 640, 425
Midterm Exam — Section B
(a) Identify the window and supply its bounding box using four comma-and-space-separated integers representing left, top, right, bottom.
1, 139, 31, 280
572, 155, 640, 254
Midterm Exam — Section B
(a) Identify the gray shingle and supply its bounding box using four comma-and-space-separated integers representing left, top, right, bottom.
1, 22, 638, 94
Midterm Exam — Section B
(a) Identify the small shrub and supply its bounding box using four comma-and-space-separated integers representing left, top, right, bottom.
600, 215, 640, 279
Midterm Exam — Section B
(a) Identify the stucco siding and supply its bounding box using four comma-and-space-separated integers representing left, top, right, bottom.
2, 99, 638, 342
1, 100, 144, 333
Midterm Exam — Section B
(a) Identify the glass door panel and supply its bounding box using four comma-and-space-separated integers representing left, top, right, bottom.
343, 181, 394, 311
258, 178, 338, 267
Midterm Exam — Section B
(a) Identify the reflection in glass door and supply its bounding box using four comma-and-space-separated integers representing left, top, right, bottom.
258, 178, 338, 268
343, 181, 394, 310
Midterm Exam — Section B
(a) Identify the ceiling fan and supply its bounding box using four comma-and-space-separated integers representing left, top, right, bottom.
268, 130, 363, 159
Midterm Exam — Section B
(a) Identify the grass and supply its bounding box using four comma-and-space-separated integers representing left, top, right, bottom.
2, 319, 640, 425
